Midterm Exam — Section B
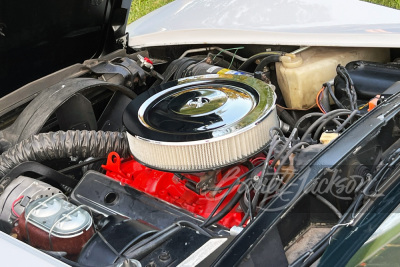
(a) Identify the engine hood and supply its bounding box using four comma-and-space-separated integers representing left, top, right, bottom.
0, 0, 132, 97
127, 0, 400, 48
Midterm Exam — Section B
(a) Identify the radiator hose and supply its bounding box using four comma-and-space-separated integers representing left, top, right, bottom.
0, 130, 130, 178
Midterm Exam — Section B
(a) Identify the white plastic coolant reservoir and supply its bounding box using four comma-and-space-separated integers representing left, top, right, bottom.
276, 47, 390, 109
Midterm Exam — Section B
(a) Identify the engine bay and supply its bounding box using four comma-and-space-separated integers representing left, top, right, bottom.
1, 44, 400, 266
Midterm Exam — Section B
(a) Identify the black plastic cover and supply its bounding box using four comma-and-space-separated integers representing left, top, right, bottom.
382, 81, 400, 98
334, 61, 400, 100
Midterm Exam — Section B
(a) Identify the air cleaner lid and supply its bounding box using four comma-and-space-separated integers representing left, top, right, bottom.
123, 74, 276, 142
123, 74, 277, 171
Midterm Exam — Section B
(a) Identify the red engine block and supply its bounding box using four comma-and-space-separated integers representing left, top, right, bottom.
103, 152, 248, 228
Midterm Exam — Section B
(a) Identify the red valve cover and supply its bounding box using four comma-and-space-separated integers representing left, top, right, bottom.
103, 152, 248, 228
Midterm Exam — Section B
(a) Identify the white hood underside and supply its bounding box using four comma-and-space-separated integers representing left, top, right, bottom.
127, 0, 400, 48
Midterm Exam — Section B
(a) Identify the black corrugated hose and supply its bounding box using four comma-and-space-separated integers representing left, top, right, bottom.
0, 130, 130, 178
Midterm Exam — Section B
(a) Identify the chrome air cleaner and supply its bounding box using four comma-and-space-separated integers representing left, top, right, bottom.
123, 74, 278, 172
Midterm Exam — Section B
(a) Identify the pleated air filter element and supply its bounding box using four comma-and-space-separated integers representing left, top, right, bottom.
123, 74, 278, 172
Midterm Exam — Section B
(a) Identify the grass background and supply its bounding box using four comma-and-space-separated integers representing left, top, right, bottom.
364, 0, 400, 9
127, 0, 400, 24
128, 0, 174, 24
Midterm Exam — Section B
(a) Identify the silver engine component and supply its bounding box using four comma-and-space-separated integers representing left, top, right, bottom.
0, 176, 61, 232
13, 196, 94, 256
123, 74, 278, 172
24, 196, 93, 238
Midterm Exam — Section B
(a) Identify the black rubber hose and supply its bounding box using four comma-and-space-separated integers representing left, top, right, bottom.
254, 55, 281, 73
277, 108, 297, 129
123, 225, 181, 260
202, 185, 246, 228
325, 83, 346, 109
0, 130, 130, 178
161, 58, 197, 84
238, 51, 283, 71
